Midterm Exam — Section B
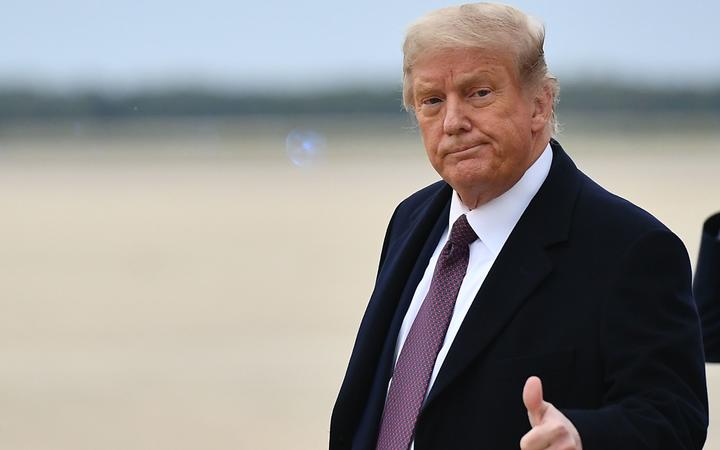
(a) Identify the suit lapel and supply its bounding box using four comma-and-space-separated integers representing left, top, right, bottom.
351, 190, 452, 449
333, 181, 452, 442
425, 141, 582, 407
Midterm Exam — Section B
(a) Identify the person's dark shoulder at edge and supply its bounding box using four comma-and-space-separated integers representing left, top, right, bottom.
695, 212, 720, 361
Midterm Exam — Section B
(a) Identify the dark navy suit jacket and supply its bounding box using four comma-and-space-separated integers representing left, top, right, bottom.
330, 141, 708, 449
695, 212, 720, 361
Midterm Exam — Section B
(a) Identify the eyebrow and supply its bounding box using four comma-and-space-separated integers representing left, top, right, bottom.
413, 81, 438, 97
455, 70, 495, 86
413, 69, 497, 96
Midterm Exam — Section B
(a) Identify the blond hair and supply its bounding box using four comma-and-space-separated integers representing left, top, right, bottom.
402, 3, 559, 133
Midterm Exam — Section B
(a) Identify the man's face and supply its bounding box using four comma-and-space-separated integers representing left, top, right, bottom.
411, 47, 546, 207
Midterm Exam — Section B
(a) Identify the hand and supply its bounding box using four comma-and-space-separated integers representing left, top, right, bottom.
520, 376, 583, 450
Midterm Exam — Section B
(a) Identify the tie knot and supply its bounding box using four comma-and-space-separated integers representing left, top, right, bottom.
449, 214, 478, 247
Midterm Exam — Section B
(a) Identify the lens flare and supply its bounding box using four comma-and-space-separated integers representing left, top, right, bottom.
286, 129, 325, 167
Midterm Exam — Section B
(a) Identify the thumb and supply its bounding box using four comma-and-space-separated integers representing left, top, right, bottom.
523, 376, 547, 427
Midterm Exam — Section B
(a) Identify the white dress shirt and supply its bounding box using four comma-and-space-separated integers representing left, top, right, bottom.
390, 143, 553, 418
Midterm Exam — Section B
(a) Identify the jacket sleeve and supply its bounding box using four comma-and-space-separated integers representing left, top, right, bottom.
563, 229, 708, 450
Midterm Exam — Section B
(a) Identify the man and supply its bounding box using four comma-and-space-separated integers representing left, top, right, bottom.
695, 212, 720, 361
330, 3, 708, 449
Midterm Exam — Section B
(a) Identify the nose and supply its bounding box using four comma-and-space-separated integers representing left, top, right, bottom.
443, 96, 472, 135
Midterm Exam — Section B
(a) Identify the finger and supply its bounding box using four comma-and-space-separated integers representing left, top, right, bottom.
523, 376, 547, 427
519, 421, 565, 450
520, 426, 550, 450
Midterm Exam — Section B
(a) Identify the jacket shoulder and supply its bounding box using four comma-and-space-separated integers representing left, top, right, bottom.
394, 179, 448, 217
575, 173, 673, 243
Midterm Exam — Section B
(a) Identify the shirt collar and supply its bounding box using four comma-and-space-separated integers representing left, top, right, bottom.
448, 143, 553, 256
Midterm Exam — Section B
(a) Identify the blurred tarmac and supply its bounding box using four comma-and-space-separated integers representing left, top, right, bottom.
0, 120, 718, 448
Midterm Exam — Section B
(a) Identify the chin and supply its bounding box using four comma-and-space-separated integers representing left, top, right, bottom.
444, 171, 492, 193
449, 157, 494, 178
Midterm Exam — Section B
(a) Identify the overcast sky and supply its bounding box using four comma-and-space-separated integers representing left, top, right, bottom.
3, 0, 719, 92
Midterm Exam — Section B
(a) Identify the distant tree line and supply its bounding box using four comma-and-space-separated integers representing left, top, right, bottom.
0, 83, 718, 119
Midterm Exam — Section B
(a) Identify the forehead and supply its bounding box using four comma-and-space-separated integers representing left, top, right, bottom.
411, 47, 516, 88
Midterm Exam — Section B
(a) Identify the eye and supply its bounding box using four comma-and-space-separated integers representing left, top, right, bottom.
472, 89, 492, 98
422, 97, 443, 106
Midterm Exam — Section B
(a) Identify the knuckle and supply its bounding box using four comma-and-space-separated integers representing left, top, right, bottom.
519, 433, 533, 450
519, 435, 529, 449
558, 436, 578, 450
550, 423, 567, 438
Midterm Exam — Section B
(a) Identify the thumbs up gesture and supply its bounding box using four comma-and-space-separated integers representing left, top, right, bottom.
520, 376, 583, 450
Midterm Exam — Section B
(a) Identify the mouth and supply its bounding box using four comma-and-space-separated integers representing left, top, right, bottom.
445, 143, 484, 156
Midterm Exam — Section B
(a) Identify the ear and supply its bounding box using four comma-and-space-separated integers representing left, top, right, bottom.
530, 82, 553, 133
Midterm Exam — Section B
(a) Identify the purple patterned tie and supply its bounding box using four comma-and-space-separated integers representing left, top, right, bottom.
376, 214, 478, 450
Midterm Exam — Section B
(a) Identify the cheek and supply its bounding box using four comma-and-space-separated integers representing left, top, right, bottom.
419, 123, 442, 158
